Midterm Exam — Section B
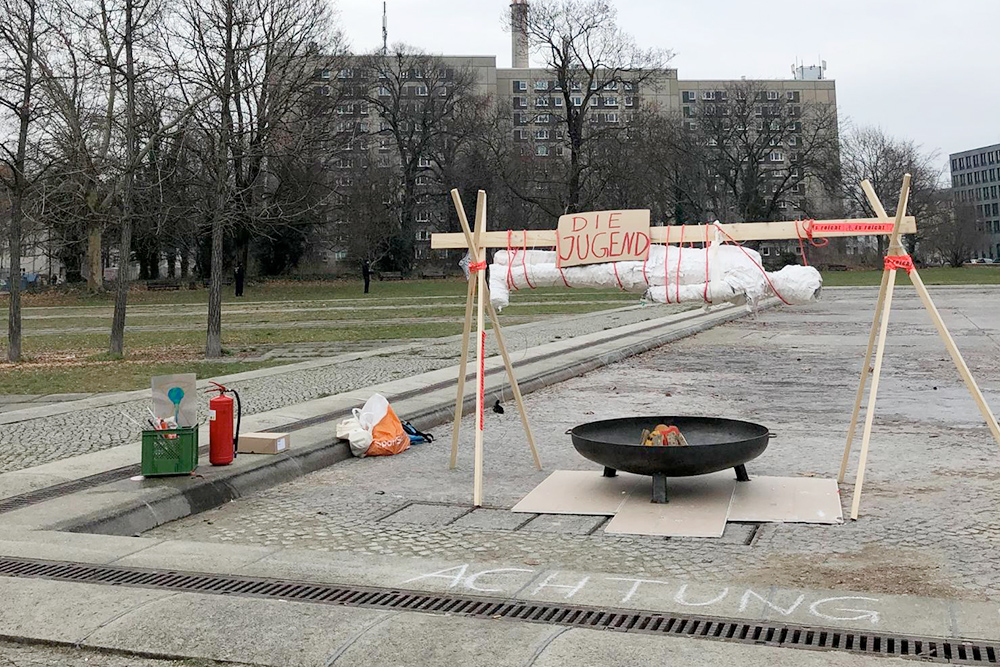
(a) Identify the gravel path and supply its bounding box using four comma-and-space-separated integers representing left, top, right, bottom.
2, 302, 686, 473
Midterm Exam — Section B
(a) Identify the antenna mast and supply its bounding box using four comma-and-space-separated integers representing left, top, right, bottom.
382, 2, 388, 55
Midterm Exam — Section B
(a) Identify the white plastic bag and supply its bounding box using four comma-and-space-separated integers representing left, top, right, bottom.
336, 417, 361, 440
347, 394, 389, 457
349, 428, 373, 458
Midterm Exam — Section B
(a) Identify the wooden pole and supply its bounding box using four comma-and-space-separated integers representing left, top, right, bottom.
839, 267, 890, 483
472, 191, 487, 506
848, 175, 910, 519
449, 276, 475, 469
840, 179, 898, 483
486, 298, 542, 470
850, 267, 898, 519
449, 188, 541, 472
909, 268, 1000, 446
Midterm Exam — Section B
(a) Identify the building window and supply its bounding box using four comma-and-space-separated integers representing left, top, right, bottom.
572, 96, 582, 107
418, 156, 432, 168
682, 91, 695, 103
770, 150, 784, 162
788, 136, 798, 146
603, 81, 618, 90
786, 90, 800, 102
535, 97, 549, 107
535, 129, 549, 140
536, 145, 549, 156
605, 112, 619, 123
624, 81, 634, 91
321, 69, 331, 79
683, 106, 694, 118
416, 210, 430, 223
514, 96, 527, 108
767, 90, 779, 100
553, 96, 564, 107
378, 86, 390, 97
603, 96, 618, 106
415, 85, 428, 96
625, 96, 635, 107
761, 246, 770, 256
514, 80, 526, 92
416, 175, 429, 185
534, 80, 548, 91
702, 90, 715, 100
338, 68, 353, 79
537, 113, 551, 123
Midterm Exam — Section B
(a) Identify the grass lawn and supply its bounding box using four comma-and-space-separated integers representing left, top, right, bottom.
821, 266, 1000, 287
0, 279, 645, 395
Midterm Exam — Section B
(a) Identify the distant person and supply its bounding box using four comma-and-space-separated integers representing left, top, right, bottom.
362, 259, 371, 294
234, 262, 245, 297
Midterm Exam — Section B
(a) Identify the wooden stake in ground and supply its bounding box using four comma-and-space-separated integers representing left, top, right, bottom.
841, 174, 1000, 519
471, 192, 487, 506
448, 190, 541, 480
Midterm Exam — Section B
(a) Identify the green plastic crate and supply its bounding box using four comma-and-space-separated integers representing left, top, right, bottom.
141, 427, 199, 476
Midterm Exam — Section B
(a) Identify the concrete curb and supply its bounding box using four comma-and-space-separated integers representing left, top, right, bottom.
45, 303, 757, 537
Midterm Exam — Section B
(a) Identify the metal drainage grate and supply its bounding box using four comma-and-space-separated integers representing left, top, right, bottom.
0, 556, 995, 664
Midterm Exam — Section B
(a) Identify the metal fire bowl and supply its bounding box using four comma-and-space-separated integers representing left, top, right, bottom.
570, 416, 771, 481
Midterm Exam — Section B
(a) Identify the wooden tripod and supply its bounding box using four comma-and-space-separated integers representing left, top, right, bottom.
448, 189, 542, 507
838, 174, 1000, 519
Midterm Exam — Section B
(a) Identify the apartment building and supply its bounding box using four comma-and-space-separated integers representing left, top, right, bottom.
949, 142, 1000, 259
310, 1, 837, 272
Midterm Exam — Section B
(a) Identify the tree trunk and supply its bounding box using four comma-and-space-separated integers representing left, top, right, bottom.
7, 0, 36, 363
206, 0, 235, 359
110, 0, 138, 356
86, 222, 103, 290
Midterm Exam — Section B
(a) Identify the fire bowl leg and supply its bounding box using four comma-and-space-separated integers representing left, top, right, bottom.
603, 466, 617, 478
651, 474, 668, 503
735, 464, 750, 482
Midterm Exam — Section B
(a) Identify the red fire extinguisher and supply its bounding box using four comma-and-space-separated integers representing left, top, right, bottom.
207, 381, 241, 466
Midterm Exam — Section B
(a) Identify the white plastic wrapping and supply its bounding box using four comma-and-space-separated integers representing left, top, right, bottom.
489, 243, 822, 310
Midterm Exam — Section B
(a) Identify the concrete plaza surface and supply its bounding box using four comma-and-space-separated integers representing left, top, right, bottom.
150, 286, 1000, 603
1, 286, 999, 665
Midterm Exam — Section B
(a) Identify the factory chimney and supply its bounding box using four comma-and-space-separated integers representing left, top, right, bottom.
511, 0, 529, 68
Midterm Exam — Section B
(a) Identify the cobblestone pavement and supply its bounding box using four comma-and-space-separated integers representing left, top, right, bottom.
0, 640, 240, 666
149, 287, 1000, 603
1, 302, 686, 473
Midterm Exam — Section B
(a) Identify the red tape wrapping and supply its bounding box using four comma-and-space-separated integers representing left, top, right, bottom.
477, 330, 486, 430
469, 260, 487, 273
884, 254, 914, 274
811, 222, 895, 234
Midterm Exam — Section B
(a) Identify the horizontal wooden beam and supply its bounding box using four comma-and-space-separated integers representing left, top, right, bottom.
431, 216, 918, 249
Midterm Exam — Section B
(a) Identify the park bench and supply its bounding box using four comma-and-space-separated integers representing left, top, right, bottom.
146, 280, 181, 291
825, 264, 849, 271
379, 271, 404, 281
421, 269, 447, 279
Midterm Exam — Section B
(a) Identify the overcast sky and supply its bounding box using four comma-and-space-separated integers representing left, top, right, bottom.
337, 0, 1000, 171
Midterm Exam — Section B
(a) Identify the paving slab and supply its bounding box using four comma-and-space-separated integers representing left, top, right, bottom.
450, 507, 534, 531
0, 528, 157, 564
535, 626, 906, 666
83, 590, 387, 666
0, 577, 174, 644
331, 611, 555, 667
521, 513, 607, 534
381, 503, 472, 526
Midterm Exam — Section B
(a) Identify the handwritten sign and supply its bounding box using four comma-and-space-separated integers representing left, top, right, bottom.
810, 222, 895, 234
556, 209, 651, 268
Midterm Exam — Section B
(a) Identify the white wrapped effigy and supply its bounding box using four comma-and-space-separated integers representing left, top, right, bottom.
488, 244, 822, 311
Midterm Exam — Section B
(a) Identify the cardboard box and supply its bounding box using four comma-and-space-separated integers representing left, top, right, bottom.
238, 432, 290, 455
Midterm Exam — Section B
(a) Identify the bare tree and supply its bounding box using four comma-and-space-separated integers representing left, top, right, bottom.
506, 0, 670, 214
171, 0, 344, 357
922, 193, 985, 267
836, 124, 942, 255
0, 0, 43, 362
356, 49, 482, 273
661, 80, 840, 225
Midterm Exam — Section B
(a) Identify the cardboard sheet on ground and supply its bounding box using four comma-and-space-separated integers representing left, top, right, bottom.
728, 476, 843, 524
604, 472, 737, 538
510, 470, 647, 515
